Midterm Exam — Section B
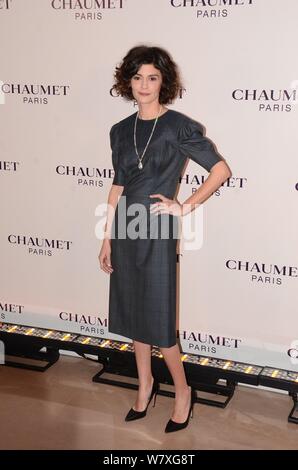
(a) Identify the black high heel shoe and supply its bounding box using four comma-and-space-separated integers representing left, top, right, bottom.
125, 378, 159, 422
164, 386, 196, 433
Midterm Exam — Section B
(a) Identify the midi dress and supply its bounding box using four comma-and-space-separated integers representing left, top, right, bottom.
108, 108, 222, 348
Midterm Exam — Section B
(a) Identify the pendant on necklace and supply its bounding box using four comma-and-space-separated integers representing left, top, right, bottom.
138, 161, 143, 169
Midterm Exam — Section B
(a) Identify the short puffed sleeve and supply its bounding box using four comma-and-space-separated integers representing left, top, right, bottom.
110, 123, 126, 186
178, 118, 222, 172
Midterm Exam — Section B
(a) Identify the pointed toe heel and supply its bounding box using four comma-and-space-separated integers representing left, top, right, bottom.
125, 406, 146, 422
164, 387, 196, 433
125, 379, 159, 422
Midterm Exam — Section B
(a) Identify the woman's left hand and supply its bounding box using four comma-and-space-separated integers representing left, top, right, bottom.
149, 193, 184, 217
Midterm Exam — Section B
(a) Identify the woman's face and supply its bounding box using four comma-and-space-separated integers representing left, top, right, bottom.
130, 63, 162, 105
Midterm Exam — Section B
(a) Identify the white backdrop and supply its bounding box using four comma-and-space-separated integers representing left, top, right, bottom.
1, 0, 297, 370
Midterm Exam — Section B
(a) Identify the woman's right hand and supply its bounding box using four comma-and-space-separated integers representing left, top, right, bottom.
98, 239, 113, 274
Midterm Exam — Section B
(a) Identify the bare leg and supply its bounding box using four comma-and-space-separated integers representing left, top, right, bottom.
132, 340, 154, 412
160, 343, 191, 423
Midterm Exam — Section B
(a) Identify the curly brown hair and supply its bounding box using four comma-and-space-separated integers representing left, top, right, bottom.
111, 45, 183, 105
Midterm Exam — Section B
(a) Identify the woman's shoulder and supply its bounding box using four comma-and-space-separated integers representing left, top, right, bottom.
110, 111, 137, 131
165, 110, 204, 141
109, 113, 137, 147
170, 109, 203, 128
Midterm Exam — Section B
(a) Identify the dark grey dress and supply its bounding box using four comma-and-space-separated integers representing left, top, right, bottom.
108, 109, 222, 348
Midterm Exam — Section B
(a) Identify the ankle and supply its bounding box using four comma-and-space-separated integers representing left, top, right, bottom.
175, 384, 191, 397
139, 375, 154, 390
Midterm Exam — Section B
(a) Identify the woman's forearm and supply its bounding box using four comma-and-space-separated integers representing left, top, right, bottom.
181, 161, 232, 215
104, 184, 124, 240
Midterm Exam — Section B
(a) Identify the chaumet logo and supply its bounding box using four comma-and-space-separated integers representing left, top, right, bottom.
232, 88, 298, 113
1, 83, 70, 105
8, 234, 73, 256
178, 330, 242, 354
59, 311, 107, 335
0, 161, 19, 171
51, 0, 125, 21
226, 260, 298, 285
0, 302, 23, 322
56, 164, 114, 188
288, 340, 298, 365
170, 0, 253, 19
0, 0, 12, 9
179, 172, 246, 196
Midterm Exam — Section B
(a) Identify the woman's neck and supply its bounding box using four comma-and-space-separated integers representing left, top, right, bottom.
138, 103, 164, 120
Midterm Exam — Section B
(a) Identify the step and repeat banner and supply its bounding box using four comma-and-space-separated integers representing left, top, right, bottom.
1, 0, 297, 370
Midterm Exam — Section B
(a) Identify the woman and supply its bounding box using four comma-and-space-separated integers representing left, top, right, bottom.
99, 45, 232, 433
